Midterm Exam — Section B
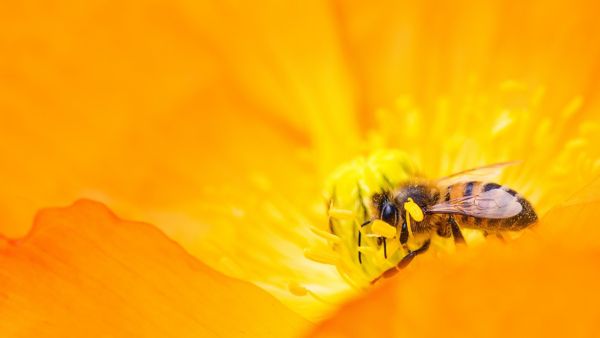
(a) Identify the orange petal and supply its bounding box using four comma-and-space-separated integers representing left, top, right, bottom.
0, 0, 362, 238
0, 1, 363, 318
307, 200, 600, 338
0, 0, 357, 269
336, 0, 600, 116
0, 199, 307, 337
540, 201, 600, 251
0, 0, 314, 235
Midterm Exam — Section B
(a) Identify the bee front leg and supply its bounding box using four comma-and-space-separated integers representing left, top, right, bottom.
358, 219, 373, 264
377, 237, 388, 259
381, 239, 431, 279
399, 220, 409, 246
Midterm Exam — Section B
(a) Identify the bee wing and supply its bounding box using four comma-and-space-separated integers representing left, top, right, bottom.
436, 161, 520, 187
427, 187, 522, 219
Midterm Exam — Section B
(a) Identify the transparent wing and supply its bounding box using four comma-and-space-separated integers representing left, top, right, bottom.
427, 188, 522, 219
436, 161, 521, 187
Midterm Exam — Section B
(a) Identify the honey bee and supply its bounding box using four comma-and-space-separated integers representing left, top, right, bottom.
359, 162, 538, 275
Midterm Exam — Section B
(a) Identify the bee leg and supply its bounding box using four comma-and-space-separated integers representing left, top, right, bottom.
436, 221, 452, 238
358, 219, 373, 264
398, 220, 412, 256
399, 220, 409, 245
383, 238, 388, 259
376, 237, 388, 259
397, 239, 431, 269
495, 232, 506, 242
358, 232, 362, 263
381, 239, 431, 279
448, 216, 465, 244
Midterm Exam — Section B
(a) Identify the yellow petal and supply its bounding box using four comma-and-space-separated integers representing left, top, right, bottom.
0, 200, 307, 337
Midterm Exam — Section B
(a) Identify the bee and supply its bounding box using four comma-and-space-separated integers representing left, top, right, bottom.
359, 162, 538, 275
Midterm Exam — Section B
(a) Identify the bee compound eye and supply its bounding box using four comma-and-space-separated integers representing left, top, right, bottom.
381, 202, 399, 225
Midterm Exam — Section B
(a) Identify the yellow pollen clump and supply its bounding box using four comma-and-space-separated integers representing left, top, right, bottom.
404, 198, 424, 222
404, 197, 423, 239
370, 220, 397, 238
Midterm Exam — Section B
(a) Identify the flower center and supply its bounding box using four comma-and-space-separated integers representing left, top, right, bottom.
303, 83, 600, 289
305, 150, 441, 286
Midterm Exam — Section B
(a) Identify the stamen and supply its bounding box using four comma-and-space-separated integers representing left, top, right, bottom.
491, 110, 514, 135
561, 96, 583, 120
310, 226, 341, 243
328, 208, 355, 220
500, 79, 527, 91
357, 246, 377, 255
304, 247, 339, 265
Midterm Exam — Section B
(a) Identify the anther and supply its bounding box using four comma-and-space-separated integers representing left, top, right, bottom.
310, 226, 341, 243
303, 247, 339, 265
328, 208, 355, 220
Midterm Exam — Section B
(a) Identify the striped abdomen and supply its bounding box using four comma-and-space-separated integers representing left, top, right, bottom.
442, 181, 538, 231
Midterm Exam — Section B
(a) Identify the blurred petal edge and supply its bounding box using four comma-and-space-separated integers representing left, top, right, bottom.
0, 199, 307, 338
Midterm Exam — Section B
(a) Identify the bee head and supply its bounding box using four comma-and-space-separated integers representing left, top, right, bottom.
373, 192, 400, 226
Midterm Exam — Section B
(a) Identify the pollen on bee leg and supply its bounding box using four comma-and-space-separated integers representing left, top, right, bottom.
304, 247, 339, 265
328, 208, 355, 220
370, 220, 397, 238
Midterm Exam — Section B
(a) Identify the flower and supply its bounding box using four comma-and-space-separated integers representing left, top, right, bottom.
1, 0, 599, 337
